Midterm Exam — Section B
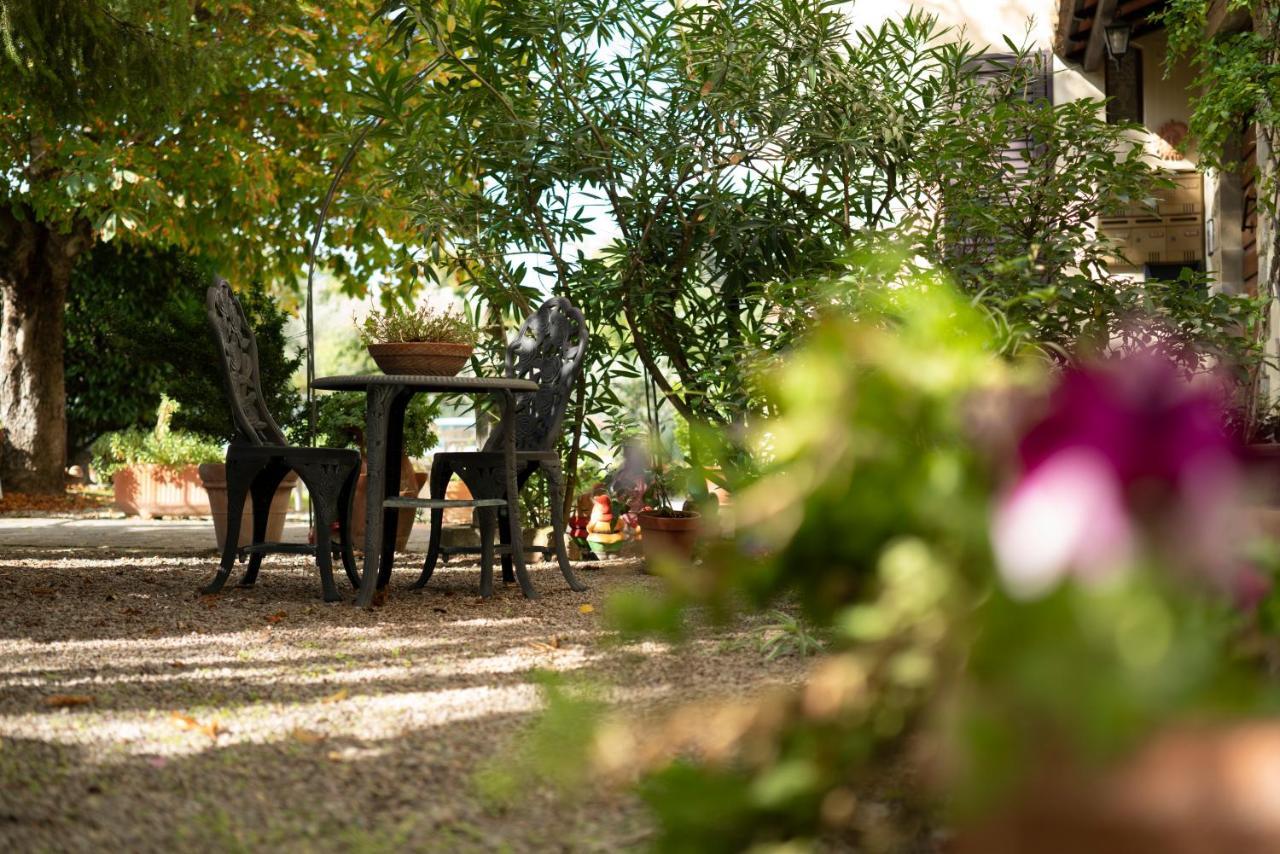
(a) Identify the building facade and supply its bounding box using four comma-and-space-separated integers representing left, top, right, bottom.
853, 0, 1271, 301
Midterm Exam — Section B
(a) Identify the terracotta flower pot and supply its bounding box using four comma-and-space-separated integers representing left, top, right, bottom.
367, 342, 473, 376
198, 463, 298, 551
1242, 444, 1280, 539
636, 509, 701, 562
338, 454, 420, 552
113, 464, 210, 518
955, 722, 1280, 853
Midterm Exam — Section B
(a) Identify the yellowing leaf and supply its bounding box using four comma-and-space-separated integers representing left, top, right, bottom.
171, 712, 223, 739
320, 688, 349, 704
446, 14, 457, 33
578, 604, 594, 614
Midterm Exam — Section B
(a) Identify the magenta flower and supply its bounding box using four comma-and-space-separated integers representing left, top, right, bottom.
992, 353, 1249, 599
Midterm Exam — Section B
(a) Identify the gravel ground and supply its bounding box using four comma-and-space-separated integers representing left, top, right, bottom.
0, 547, 807, 852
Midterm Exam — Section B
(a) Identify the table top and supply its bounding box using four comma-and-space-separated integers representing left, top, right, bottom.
313, 374, 539, 393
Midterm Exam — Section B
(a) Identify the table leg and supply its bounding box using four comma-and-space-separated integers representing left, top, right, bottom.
501, 390, 536, 598
358, 384, 399, 608
377, 390, 410, 591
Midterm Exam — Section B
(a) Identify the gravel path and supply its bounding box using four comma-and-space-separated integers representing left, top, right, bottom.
0, 547, 806, 852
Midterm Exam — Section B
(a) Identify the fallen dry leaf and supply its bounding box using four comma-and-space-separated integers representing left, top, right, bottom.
30, 587, 56, 596
578, 604, 594, 614
529, 635, 563, 652
320, 688, 349, 704
0, 490, 110, 515
371, 588, 389, 607
46, 694, 94, 708
290, 728, 326, 745
265, 611, 287, 624
171, 712, 223, 739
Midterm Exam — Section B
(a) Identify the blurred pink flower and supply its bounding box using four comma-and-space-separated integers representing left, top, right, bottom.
992, 447, 1134, 599
991, 353, 1254, 600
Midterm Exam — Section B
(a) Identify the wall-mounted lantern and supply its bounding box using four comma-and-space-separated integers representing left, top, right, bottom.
1105, 21, 1132, 61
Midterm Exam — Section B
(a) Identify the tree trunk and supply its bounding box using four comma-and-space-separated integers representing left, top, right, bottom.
0, 208, 91, 494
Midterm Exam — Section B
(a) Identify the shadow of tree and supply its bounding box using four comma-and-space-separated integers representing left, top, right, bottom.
0, 548, 806, 851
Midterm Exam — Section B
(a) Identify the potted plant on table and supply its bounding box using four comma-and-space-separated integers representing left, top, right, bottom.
359, 303, 477, 376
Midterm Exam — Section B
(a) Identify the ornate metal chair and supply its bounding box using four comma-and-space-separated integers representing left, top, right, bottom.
203, 277, 362, 602
413, 297, 588, 594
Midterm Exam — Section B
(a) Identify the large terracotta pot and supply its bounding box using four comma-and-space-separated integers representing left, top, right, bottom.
113, 464, 209, 518
1243, 444, 1280, 538
954, 722, 1280, 853
197, 463, 298, 550
636, 509, 701, 562
443, 476, 474, 525
337, 455, 420, 552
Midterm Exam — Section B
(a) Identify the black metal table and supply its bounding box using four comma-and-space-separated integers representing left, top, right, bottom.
312, 374, 540, 607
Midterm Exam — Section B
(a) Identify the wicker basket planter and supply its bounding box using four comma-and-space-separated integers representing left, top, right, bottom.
367, 342, 473, 376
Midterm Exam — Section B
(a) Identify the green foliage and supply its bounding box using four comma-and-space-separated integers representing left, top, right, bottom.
357, 303, 477, 346
0, 0, 197, 125
366, 2, 980, 437
312, 392, 439, 458
1, 1, 427, 295
65, 243, 303, 449
1155, 0, 1280, 432
162, 277, 304, 443
65, 245, 208, 455
90, 396, 224, 480
758, 611, 826, 662
1161, 1, 1279, 181
364, 1, 1265, 490
593, 276, 1272, 848
472, 671, 604, 808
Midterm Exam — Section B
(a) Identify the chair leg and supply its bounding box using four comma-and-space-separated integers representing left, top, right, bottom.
337, 466, 360, 589
295, 459, 354, 603
498, 508, 515, 585
203, 456, 258, 594
239, 463, 288, 588
545, 462, 587, 592
478, 506, 497, 598
312, 511, 342, 603
413, 459, 451, 589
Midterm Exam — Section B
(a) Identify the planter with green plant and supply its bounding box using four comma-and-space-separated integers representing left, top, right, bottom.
635, 473, 701, 563
92, 396, 235, 520
359, 303, 477, 376
313, 391, 440, 550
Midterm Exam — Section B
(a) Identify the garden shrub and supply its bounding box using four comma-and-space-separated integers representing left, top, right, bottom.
90, 396, 224, 481
66, 242, 303, 453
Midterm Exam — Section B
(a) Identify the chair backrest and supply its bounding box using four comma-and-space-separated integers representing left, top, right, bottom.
482, 297, 588, 453
206, 276, 287, 446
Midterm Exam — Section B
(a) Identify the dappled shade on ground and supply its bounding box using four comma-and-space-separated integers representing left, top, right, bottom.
0, 549, 805, 851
